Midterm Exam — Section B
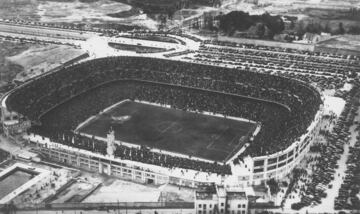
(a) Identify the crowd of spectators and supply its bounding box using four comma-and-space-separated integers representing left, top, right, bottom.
32, 80, 282, 175
7, 56, 321, 173
289, 84, 360, 210
43, 129, 231, 175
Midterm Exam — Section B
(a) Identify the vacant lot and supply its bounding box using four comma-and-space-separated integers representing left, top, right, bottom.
7, 45, 85, 82
0, 41, 31, 87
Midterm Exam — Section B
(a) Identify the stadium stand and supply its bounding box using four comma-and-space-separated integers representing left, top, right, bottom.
6, 56, 322, 174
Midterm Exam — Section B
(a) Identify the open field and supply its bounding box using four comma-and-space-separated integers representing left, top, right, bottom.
0, 41, 31, 87
317, 35, 360, 50
0, 0, 158, 30
0, 0, 41, 21
37, 0, 132, 23
7, 44, 85, 82
316, 35, 360, 55
0, 0, 130, 22
78, 101, 256, 162
222, 0, 360, 24
0, 40, 85, 85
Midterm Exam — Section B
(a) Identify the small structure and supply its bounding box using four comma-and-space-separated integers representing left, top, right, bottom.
1, 106, 31, 137
195, 183, 248, 214
106, 127, 116, 157
303, 33, 322, 44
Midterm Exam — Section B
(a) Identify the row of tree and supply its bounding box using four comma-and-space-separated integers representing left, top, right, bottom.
218, 11, 284, 39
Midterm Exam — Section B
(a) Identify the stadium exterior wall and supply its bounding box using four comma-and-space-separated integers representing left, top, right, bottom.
27, 134, 225, 188
242, 105, 324, 185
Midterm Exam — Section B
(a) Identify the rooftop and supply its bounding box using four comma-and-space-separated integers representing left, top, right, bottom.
196, 184, 217, 200
227, 191, 247, 200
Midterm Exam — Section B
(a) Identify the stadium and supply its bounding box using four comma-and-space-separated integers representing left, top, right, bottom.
1, 56, 323, 187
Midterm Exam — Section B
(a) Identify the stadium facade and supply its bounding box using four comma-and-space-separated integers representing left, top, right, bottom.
0, 56, 323, 187
239, 108, 323, 185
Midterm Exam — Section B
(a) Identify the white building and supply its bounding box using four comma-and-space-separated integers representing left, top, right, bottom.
195, 183, 248, 214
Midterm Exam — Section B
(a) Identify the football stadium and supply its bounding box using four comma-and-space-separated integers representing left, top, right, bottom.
2, 56, 323, 186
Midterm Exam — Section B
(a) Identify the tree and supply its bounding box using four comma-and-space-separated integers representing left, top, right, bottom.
255, 23, 266, 38
294, 20, 306, 38
347, 25, 360, 34
324, 21, 331, 33
267, 178, 280, 195
338, 22, 345, 34
305, 21, 322, 34
218, 11, 284, 38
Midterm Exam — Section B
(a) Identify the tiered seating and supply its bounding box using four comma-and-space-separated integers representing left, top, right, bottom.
6, 56, 321, 174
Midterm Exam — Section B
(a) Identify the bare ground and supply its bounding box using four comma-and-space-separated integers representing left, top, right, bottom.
0, 41, 31, 87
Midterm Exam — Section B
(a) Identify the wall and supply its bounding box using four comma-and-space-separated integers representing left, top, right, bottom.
249, 108, 323, 185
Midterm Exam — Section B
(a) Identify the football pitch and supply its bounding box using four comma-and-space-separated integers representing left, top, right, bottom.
78, 101, 256, 162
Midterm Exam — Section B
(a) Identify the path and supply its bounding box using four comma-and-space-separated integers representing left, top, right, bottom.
305, 107, 360, 213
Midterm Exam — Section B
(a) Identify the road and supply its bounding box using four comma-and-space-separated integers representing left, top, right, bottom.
0, 22, 200, 60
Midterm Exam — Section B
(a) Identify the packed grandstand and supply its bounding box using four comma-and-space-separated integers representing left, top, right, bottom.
5, 56, 322, 175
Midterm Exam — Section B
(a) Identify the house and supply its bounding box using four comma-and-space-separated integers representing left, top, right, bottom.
195, 183, 248, 214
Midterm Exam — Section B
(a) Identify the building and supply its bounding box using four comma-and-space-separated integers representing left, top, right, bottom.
1, 107, 30, 137
195, 184, 248, 214
226, 192, 248, 214
302, 33, 322, 44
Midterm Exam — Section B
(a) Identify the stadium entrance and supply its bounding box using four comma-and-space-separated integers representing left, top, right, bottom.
147, 178, 154, 184
100, 163, 111, 175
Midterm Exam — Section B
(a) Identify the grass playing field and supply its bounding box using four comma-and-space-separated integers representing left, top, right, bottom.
78, 101, 256, 162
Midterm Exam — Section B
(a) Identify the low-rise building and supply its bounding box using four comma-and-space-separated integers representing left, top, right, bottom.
195, 183, 248, 214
